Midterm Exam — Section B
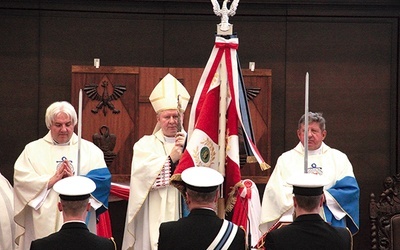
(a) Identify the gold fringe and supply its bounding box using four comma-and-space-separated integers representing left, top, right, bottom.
170, 173, 186, 196
169, 173, 182, 183
259, 162, 271, 171
225, 181, 245, 213
246, 156, 271, 171
246, 156, 257, 163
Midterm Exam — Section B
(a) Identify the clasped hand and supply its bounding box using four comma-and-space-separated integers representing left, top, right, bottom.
48, 159, 74, 189
169, 132, 186, 163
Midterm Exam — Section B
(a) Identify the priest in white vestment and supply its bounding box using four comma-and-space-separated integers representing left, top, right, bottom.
122, 73, 191, 250
13, 101, 111, 250
259, 112, 360, 236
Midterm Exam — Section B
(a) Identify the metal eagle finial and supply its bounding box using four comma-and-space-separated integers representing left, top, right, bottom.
211, 0, 239, 33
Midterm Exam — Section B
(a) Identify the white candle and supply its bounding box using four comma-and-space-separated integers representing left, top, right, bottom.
94, 58, 100, 68
249, 62, 255, 71
304, 72, 309, 173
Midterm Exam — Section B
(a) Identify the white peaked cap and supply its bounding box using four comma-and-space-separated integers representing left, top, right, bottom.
149, 73, 190, 113
53, 176, 96, 200
287, 173, 329, 196
181, 166, 224, 193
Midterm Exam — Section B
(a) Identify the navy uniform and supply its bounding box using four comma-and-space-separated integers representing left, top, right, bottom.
158, 167, 246, 250
261, 174, 352, 250
30, 176, 116, 250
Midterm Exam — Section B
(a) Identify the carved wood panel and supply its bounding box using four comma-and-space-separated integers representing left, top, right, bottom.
71, 66, 139, 183
370, 173, 400, 250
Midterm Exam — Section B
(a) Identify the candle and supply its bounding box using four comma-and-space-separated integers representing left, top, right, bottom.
94, 58, 100, 68
249, 62, 255, 71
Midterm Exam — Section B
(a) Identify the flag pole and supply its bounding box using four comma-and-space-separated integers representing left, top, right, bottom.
215, 0, 235, 219
304, 72, 309, 174
217, 58, 228, 219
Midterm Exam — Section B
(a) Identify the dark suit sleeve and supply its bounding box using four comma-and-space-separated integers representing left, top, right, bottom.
29, 241, 35, 250
264, 232, 276, 250
335, 227, 353, 250
158, 222, 168, 250
29, 240, 39, 250
109, 237, 117, 250
230, 226, 246, 250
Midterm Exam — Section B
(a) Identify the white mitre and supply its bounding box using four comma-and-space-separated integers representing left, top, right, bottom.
149, 73, 190, 113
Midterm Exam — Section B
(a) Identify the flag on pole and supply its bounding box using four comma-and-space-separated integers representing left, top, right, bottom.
171, 35, 236, 197
171, 35, 266, 228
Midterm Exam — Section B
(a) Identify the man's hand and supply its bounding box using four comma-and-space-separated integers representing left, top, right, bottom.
169, 132, 186, 163
48, 160, 74, 189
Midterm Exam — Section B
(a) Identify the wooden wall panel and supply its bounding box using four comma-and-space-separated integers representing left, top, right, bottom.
71, 66, 139, 183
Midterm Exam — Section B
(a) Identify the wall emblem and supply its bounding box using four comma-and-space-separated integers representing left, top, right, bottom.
84, 81, 126, 116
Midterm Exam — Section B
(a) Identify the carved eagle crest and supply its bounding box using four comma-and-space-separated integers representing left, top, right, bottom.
83, 81, 127, 116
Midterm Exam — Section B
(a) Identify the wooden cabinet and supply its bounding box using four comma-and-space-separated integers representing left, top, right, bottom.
72, 66, 271, 184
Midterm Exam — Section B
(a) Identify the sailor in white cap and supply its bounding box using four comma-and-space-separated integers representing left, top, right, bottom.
30, 176, 116, 250
259, 173, 352, 250
53, 175, 96, 201
288, 173, 328, 198
158, 167, 246, 250
122, 73, 191, 250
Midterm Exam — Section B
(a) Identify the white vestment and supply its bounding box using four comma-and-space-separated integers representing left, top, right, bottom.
259, 142, 359, 233
14, 132, 110, 250
122, 129, 180, 250
0, 172, 19, 250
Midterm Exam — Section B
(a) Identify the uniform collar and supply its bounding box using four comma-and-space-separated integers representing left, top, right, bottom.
294, 213, 324, 222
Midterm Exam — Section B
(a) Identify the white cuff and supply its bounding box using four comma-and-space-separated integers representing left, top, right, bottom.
29, 186, 50, 210
324, 191, 346, 220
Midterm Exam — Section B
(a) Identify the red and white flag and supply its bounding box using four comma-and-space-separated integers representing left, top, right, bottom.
171, 36, 264, 228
